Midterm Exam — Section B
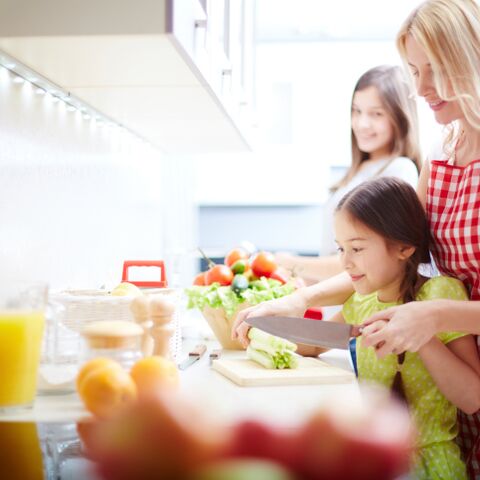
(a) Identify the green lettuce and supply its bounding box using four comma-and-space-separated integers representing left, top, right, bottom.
185, 277, 295, 318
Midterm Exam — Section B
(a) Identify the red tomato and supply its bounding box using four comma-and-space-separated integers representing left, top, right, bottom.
250, 251, 277, 278
205, 265, 234, 286
225, 248, 249, 268
193, 272, 207, 286
269, 269, 289, 284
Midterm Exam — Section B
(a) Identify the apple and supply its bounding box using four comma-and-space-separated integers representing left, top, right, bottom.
110, 282, 142, 297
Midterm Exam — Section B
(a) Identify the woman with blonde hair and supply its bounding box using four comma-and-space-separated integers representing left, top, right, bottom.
233, 1, 480, 476
276, 64, 421, 284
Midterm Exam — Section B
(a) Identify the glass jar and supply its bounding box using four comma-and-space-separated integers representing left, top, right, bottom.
80, 320, 144, 370
38, 301, 79, 395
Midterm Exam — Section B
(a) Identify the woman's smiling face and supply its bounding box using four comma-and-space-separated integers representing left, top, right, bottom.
405, 34, 463, 125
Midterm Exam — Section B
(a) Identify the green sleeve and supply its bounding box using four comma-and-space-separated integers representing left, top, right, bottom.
342, 294, 356, 325
342, 292, 376, 326
417, 276, 469, 344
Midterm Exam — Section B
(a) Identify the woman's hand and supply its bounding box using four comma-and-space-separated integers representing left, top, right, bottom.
360, 301, 438, 358
231, 289, 309, 348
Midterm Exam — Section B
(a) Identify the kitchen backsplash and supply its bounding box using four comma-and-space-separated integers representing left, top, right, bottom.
0, 67, 196, 289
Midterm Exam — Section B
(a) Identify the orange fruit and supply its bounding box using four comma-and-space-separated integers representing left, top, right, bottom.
130, 356, 179, 397
76, 357, 122, 392
78, 364, 137, 419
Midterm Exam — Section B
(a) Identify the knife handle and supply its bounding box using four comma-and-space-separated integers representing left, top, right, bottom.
189, 344, 207, 357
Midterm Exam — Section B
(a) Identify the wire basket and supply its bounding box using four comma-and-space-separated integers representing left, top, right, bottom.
49, 288, 182, 360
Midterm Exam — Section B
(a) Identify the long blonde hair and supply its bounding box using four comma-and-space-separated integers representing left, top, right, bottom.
397, 0, 480, 153
333, 65, 421, 192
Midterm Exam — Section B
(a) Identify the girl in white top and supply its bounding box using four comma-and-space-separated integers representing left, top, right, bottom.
276, 65, 421, 284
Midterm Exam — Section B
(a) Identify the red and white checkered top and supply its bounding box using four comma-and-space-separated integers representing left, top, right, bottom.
427, 157, 480, 478
427, 159, 480, 300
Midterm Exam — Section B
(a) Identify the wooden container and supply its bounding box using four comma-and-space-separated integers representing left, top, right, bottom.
201, 303, 251, 350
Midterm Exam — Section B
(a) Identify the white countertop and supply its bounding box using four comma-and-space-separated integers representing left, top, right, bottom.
0, 339, 360, 425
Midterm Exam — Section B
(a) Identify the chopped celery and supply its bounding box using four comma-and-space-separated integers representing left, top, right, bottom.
249, 339, 278, 357
248, 327, 297, 352
246, 327, 298, 370
247, 346, 275, 369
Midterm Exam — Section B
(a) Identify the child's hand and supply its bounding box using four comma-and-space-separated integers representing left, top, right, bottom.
231, 290, 309, 348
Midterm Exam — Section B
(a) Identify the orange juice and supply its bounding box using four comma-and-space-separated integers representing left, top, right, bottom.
0, 310, 45, 408
0, 422, 44, 479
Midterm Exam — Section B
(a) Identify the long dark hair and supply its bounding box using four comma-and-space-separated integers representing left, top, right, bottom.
336, 176, 430, 304
332, 65, 421, 192
336, 177, 430, 402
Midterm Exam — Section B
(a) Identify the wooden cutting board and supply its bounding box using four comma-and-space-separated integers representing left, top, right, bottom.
212, 356, 355, 387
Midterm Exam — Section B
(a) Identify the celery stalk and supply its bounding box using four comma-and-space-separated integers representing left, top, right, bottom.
247, 327, 297, 352
249, 339, 278, 357
247, 328, 298, 370
247, 346, 275, 369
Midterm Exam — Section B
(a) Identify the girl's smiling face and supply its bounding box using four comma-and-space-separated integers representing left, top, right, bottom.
405, 34, 463, 125
334, 209, 411, 303
351, 85, 394, 160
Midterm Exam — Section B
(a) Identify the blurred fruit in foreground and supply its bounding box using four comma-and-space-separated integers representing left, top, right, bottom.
110, 282, 142, 297
130, 356, 179, 397
79, 391, 231, 480
190, 459, 294, 480
77, 363, 137, 419
78, 389, 414, 480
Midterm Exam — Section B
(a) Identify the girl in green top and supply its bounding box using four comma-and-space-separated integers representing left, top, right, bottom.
332, 177, 480, 479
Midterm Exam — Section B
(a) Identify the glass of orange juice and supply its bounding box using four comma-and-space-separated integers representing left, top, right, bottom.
0, 283, 47, 411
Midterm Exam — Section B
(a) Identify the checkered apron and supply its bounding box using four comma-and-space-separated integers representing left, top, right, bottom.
427, 158, 480, 479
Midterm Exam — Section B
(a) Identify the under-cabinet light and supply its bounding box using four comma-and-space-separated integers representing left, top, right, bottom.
0, 49, 152, 146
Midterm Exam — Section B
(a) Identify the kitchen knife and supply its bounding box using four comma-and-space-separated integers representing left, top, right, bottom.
246, 316, 361, 350
178, 344, 207, 370
209, 348, 222, 366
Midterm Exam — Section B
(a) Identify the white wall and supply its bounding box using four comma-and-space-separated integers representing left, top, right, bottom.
0, 66, 196, 289
193, 39, 442, 258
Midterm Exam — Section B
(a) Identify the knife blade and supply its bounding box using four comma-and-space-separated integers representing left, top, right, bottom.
246, 316, 361, 350
178, 344, 207, 370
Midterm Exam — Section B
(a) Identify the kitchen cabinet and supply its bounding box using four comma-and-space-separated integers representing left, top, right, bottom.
0, 0, 254, 154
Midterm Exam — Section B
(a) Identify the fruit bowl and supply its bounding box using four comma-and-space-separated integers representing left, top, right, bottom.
186, 279, 296, 351
187, 248, 301, 350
